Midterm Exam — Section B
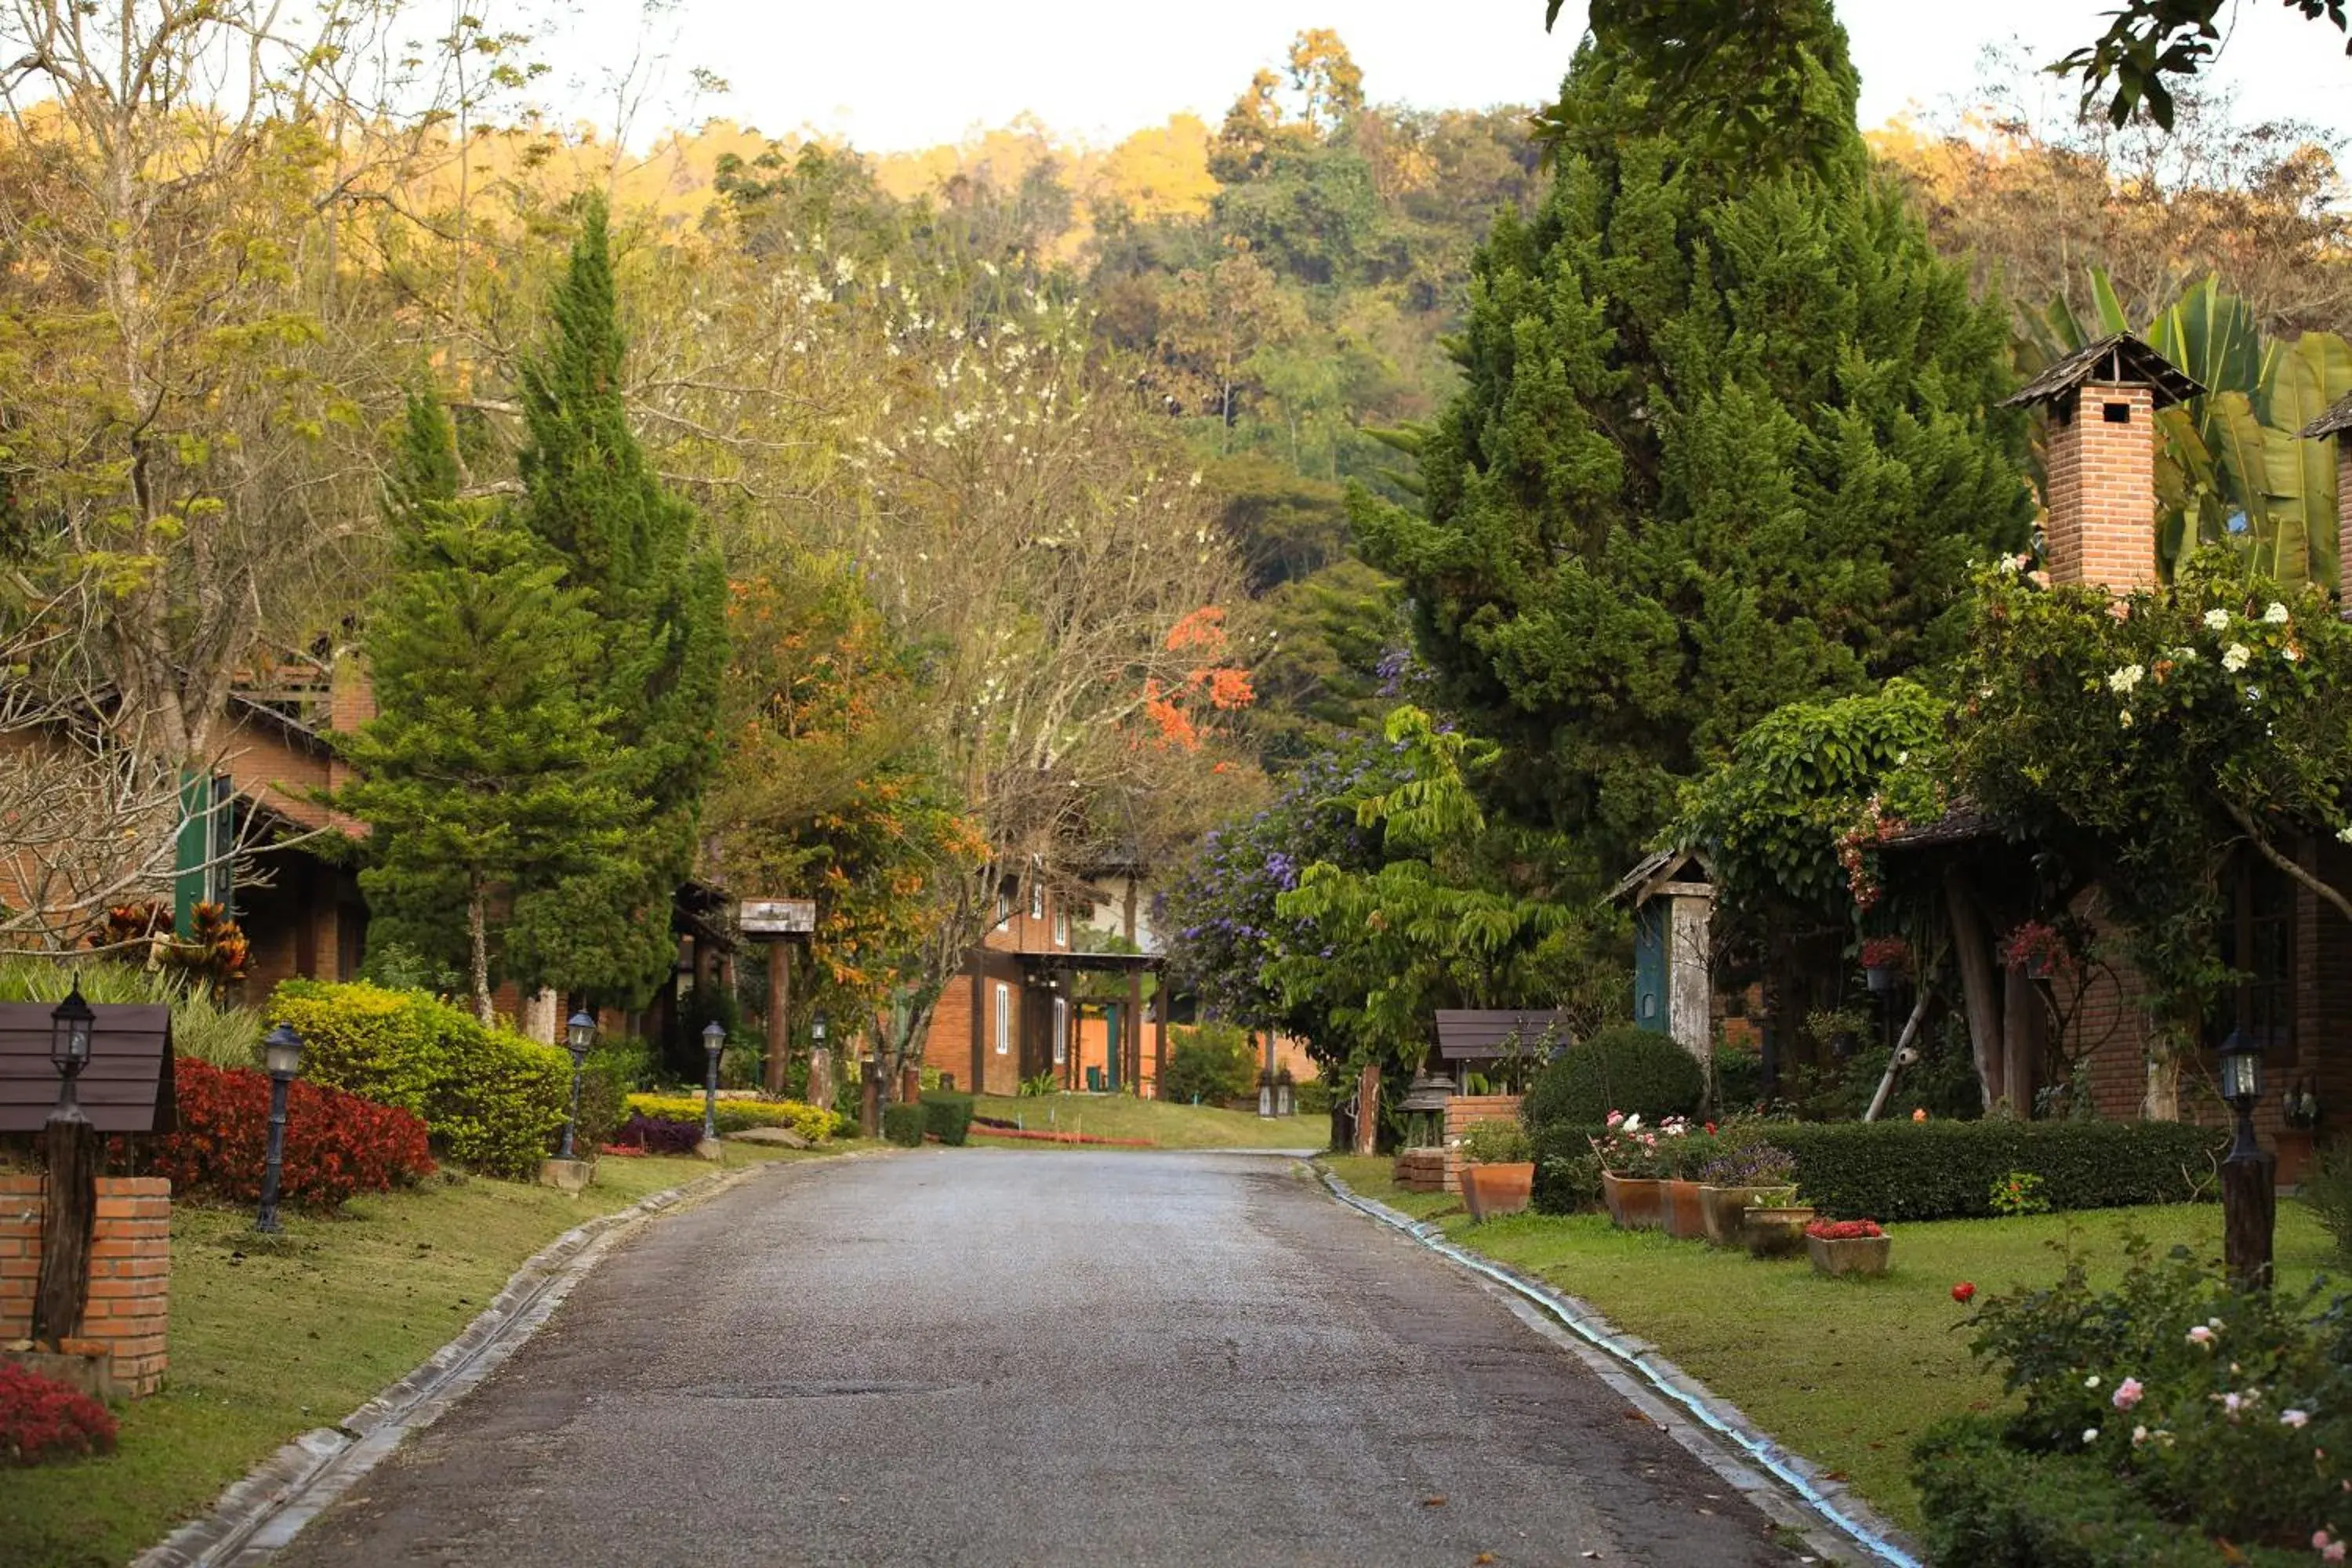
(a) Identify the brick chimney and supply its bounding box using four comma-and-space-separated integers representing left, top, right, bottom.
2005, 334, 2201, 593
2297, 390, 2352, 619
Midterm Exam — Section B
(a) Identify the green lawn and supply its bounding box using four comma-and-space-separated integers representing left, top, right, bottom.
0, 1142, 854, 1568
967, 1091, 1325, 1149
1320, 1155, 2337, 1532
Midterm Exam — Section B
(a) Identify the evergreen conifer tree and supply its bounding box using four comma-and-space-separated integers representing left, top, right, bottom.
1353, 0, 2032, 881
340, 394, 629, 1021
503, 196, 728, 1010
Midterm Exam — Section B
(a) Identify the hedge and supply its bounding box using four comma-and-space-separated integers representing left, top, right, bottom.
138, 1058, 434, 1209
921, 1091, 974, 1147
881, 1103, 927, 1148
624, 1093, 838, 1142
1523, 1025, 1704, 1129
1912, 1417, 2314, 1568
1766, 1120, 2225, 1221
270, 981, 570, 1179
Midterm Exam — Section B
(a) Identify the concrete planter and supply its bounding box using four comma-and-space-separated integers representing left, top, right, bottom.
1808, 1232, 1893, 1277
1600, 1171, 1665, 1229
1742, 1204, 1816, 1259
1661, 1178, 1709, 1240
1697, 1185, 1774, 1247
1461, 1161, 1535, 1222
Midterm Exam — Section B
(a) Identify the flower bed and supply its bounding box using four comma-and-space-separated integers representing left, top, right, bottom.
0, 1363, 118, 1466
134, 1058, 434, 1210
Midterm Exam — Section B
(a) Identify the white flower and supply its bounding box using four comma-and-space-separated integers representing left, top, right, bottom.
2205, 608, 2232, 632
2082, 1427, 2101, 1445
2223, 644, 2252, 673
2119, 710, 2133, 728
2107, 665, 2144, 694
2338, 826, 2352, 845
2132, 1425, 2150, 1445
2265, 601, 2291, 624
2085, 1374, 2103, 1388
2284, 1409, 2312, 1429
2173, 645, 2199, 662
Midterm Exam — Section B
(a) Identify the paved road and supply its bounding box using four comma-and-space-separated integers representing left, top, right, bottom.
278, 1152, 1810, 1567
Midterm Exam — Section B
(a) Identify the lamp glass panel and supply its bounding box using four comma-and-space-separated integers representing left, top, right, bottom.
264, 1035, 303, 1077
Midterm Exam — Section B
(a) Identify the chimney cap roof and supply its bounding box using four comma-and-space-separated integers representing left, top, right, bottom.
2002, 332, 2204, 412
2299, 390, 2352, 440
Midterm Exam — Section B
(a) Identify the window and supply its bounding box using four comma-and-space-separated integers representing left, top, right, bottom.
1053, 996, 1069, 1065
1029, 884, 1044, 921
993, 892, 1010, 929
1053, 908, 1069, 947
994, 982, 1011, 1055
2212, 854, 2294, 1051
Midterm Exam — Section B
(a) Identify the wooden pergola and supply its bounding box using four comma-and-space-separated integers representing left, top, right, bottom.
1017, 951, 1165, 1093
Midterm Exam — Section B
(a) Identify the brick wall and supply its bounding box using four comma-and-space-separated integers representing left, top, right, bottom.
0, 1174, 171, 1397
1437, 1093, 1525, 1194
2044, 383, 2157, 593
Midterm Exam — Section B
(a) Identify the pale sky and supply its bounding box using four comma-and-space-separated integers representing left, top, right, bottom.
532, 0, 2352, 151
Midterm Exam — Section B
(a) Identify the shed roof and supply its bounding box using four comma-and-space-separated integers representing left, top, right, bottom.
2301, 390, 2352, 440
2002, 333, 2203, 412
1433, 1009, 1574, 1062
0, 1003, 175, 1135
1607, 847, 1711, 906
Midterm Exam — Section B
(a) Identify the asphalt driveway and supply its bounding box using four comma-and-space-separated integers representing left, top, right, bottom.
275, 1150, 1812, 1566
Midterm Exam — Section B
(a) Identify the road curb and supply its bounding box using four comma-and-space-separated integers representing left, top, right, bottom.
1312, 1163, 1926, 1568
132, 1152, 859, 1568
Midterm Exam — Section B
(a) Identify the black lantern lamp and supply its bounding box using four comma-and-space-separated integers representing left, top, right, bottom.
1398, 1071, 1454, 1151
701, 1019, 727, 1144
812, 1011, 828, 1049
2219, 1029, 2266, 1162
558, 1010, 597, 1161
48, 981, 95, 1121
256, 1022, 305, 1233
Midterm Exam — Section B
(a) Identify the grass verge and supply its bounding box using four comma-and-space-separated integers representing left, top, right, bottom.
967, 1091, 1324, 1149
0, 1141, 857, 1568
1319, 1154, 2336, 1533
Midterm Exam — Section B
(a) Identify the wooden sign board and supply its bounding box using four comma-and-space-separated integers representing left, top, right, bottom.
0, 1004, 176, 1135
739, 898, 815, 936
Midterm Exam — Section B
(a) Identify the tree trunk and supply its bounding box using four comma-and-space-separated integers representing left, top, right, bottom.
2001, 966, 2039, 1117
32, 1117, 99, 1346
467, 882, 494, 1025
1944, 866, 2005, 1110
2143, 1045, 2183, 1121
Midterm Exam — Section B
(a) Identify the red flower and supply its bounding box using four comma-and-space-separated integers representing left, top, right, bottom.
0, 1362, 118, 1465
1952, 1282, 1976, 1304
1806, 1218, 1886, 1240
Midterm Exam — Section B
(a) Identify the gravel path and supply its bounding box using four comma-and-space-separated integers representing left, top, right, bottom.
275, 1150, 1806, 1566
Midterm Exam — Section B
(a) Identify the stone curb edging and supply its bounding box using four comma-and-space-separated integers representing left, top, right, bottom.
1312, 1163, 1928, 1568
132, 1154, 855, 1568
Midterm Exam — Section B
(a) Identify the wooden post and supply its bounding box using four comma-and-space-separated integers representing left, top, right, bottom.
33, 1117, 99, 1345
969, 963, 985, 1099
764, 938, 789, 1098
1127, 965, 1144, 1097
1353, 1063, 1381, 1156
1153, 990, 1168, 1093
2223, 1150, 2277, 1290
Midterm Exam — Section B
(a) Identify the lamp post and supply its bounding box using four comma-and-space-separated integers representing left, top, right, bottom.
48, 980, 93, 1121
256, 1022, 304, 1234
810, 1011, 830, 1105
2218, 1029, 2276, 1290
701, 1019, 726, 1145
558, 1011, 597, 1161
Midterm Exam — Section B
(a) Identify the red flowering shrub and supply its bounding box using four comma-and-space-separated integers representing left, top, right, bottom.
136, 1058, 433, 1210
1806, 1218, 1887, 1240
0, 1362, 118, 1465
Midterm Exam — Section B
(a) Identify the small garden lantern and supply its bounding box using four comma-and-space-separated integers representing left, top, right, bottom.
48, 981, 94, 1120
256, 1022, 305, 1234
2217, 1029, 2275, 1290
812, 1011, 827, 1050
701, 1019, 726, 1144
558, 1010, 597, 1161
1399, 1071, 1453, 1150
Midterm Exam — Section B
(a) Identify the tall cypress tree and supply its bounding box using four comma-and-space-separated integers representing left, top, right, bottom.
1353, 1, 2031, 880
341, 394, 629, 1021
503, 196, 728, 1009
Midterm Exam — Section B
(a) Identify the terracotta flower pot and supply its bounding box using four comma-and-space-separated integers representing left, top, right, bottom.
1600, 1171, 1665, 1229
1662, 1178, 1709, 1240
1808, 1232, 1892, 1277
1742, 1204, 1815, 1258
1697, 1185, 1773, 1247
1461, 1160, 1535, 1222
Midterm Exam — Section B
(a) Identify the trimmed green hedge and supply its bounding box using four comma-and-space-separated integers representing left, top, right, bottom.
1530, 1122, 1606, 1214
1913, 1417, 2310, 1567
1523, 1025, 1704, 1129
270, 980, 569, 1180
1769, 1120, 2225, 1221
921, 1091, 974, 1147
881, 1103, 926, 1148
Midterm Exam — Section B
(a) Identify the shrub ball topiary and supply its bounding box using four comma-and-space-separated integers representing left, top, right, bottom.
921, 1091, 975, 1147
881, 1103, 927, 1148
1523, 1025, 1705, 1130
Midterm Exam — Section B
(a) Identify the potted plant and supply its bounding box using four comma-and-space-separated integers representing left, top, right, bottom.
1998, 920, 2075, 982
1742, 1187, 1817, 1258
1860, 935, 1910, 994
1694, 1140, 1797, 1247
1592, 1112, 1681, 1229
1456, 1118, 1535, 1222
1660, 1122, 1719, 1240
1806, 1217, 1891, 1276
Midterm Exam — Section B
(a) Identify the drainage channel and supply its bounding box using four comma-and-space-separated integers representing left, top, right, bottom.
1315, 1166, 1922, 1568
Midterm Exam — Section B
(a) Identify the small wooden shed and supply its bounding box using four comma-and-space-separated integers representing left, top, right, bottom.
1609, 848, 1715, 1068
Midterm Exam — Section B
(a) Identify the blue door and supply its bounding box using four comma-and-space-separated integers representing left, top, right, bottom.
1634, 903, 1666, 1034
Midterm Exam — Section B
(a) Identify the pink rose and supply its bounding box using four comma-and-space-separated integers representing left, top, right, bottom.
2111, 1378, 2143, 1411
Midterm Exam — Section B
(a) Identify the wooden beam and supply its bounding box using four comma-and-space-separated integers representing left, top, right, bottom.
763, 938, 789, 1098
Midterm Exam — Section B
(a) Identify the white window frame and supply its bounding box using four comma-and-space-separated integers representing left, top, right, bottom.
994, 892, 1010, 929
1053, 907, 1069, 947
994, 982, 1011, 1055
1029, 884, 1044, 921
1052, 996, 1069, 1065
